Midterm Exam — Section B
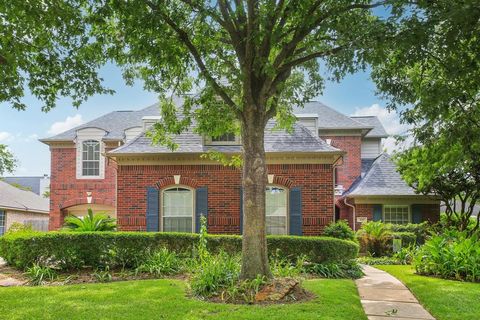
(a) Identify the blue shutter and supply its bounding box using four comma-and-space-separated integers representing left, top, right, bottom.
195, 187, 208, 233
289, 187, 302, 235
373, 204, 382, 222
146, 187, 159, 232
412, 204, 423, 224
239, 187, 243, 235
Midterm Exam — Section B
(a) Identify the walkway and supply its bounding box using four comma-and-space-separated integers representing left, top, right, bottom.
356, 265, 435, 320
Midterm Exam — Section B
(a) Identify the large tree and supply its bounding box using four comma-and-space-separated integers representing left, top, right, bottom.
369, 1, 480, 233
0, 144, 16, 176
2, 0, 388, 279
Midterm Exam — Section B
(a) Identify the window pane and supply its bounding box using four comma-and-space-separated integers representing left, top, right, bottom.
162, 188, 193, 232
265, 187, 287, 235
384, 206, 409, 225
82, 140, 100, 176
0, 211, 5, 236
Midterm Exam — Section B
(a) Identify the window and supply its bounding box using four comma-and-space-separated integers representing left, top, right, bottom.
206, 133, 240, 145
266, 186, 288, 235
162, 187, 194, 232
0, 210, 5, 236
383, 205, 410, 225
82, 140, 100, 176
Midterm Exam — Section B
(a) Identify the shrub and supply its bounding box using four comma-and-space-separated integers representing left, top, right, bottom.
0, 232, 358, 270
323, 220, 356, 241
24, 263, 57, 286
357, 256, 405, 265
356, 221, 391, 256
5, 222, 34, 235
135, 248, 182, 276
63, 209, 116, 232
305, 260, 363, 279
391, 232, 417, 248
270, 251, 306, 278
414, 230, 480, 282
390, 222, 430, 244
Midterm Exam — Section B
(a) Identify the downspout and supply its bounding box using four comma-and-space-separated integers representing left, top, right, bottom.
332, 154, 344, 223
344, 196, 356, 232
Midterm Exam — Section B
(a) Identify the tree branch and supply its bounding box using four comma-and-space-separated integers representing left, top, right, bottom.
144, 0, 240, 115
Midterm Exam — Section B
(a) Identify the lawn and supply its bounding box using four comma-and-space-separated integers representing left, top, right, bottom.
0, 278, 366, 320
377, 265, 480, 320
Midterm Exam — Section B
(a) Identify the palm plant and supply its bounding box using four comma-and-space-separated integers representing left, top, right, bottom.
63, 209, 116, 232
356, 221, 391, 256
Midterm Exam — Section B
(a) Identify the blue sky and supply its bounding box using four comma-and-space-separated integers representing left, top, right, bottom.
0, 63, 404, 176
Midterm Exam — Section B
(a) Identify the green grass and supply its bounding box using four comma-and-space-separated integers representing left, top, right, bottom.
0, 279, 366, 320
377, 265, 480, 320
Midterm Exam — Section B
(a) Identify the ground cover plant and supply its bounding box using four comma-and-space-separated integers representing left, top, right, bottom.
377, 265, 480, 320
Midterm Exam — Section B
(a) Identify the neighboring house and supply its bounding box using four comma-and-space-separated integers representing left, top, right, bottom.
0, 180, 49, 235
40, 97, 440, 234
3, 175, 50, 196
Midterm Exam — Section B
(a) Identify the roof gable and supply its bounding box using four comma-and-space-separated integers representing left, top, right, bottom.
350, 116, 388, 138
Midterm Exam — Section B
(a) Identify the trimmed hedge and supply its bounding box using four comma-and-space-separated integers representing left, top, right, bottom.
0, 232, 359, 270
391, 232, 416, 247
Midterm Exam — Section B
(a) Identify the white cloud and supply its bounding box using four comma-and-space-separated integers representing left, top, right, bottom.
47, 114, 84, 135
0, 131, 13, 142
352, 104, 412, 153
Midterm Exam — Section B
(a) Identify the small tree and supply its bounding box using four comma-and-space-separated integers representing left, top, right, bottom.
0, 144, 16, 176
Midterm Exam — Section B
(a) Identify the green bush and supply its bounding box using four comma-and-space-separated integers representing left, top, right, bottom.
24, 263, 57, 286
356, 221, 391, 257
414, 230, 480, 282
323, 220, 356, 241
390, 222, 430, 244
357, 256, 405, 265
305, 260, 363, 279
0, 231, 358, 270
135, 248, 183, 276
391, 232, 416, 248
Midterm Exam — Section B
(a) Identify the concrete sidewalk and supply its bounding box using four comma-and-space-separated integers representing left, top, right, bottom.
356, 265, 435, 320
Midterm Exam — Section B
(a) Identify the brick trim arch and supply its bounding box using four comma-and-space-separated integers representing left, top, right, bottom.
272, 176, 294, 188
155, 176, 199, 189
59, 198, 115, 209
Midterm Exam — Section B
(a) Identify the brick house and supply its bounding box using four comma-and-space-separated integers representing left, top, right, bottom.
40, 98, 440, 234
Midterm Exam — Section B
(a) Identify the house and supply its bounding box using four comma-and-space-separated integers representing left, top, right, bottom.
40, 97, 440, 234
0, 180, 49, 235
3, 175, 50, 196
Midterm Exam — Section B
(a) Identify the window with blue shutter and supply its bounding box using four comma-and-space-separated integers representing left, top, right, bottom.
373, 204, 382, 222
195, 187, 208, 233
146, 187, 159, 232
289, 187, 302, 235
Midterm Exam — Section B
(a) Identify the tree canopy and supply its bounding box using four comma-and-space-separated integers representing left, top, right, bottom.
0, 144, 16, 176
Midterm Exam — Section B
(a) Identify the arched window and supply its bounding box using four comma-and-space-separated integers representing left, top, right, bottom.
82, 140, 100, 176
162, 187, 194, 232
265, 186, 288, 235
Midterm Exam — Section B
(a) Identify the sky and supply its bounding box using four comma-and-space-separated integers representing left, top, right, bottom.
0, 63, 408, 177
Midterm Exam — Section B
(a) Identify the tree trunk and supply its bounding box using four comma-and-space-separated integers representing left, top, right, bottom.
240, 113, 272, 280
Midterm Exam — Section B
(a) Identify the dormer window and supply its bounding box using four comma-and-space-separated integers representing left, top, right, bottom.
206, 133, 240, 145
82, 140, 100, 176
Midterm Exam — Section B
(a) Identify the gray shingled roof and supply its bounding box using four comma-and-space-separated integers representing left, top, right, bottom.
350, 116, 388, 138
3, 176, 43, 195
293, 101, 372, 130
346, 153, 419, 197
40, 103, 161, 142
110, 120, 342, 154
0, 180, 49, 213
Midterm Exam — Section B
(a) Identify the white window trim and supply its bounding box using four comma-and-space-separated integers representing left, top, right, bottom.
160, 186, 195, 233
382, 205, 411, 224
265, 185, 289, 235
204, 134, 241, 146
76, 139, 105, 180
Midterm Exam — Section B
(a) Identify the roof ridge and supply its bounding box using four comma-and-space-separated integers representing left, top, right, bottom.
347, 153, 386, 194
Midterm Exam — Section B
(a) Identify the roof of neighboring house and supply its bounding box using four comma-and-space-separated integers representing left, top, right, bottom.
293, 101, 373, 130
40, 103, 161, 143
345, 153, 420, 197
2, 176, 48, 195
350, 116, 389, 138
0, 180, 49, 213
109, 120, 342, 155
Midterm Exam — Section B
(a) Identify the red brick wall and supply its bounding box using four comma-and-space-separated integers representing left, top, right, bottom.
417, 204, 441, 223
321, 135, 361, 190
49, 147, 117, 230
116, 163, 334, 235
